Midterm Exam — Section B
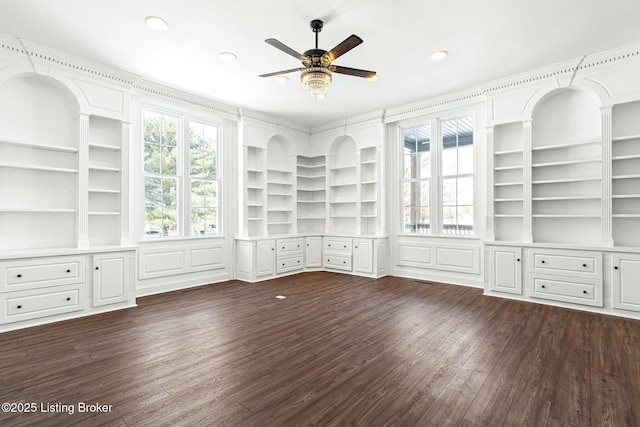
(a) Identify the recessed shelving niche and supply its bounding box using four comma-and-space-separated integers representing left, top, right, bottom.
493, 122, 524, 241
0, 75, 79, 250
266, 136, 295, 236
531, 88, 602, 244
612, 100, 640, 247
297, 155, 326, 233
329, 136, 357, 235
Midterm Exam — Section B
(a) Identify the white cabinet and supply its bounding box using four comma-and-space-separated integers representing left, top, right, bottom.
353, 238, 373, 274
256, 240, 276, 277
487, 246, 522, 295
92, 252, 132, 307
276, 238, 303, 273
612, 253, 640, 312
529, 249, 603, 307
305, 237, 322, 268
324, 237, 352, 272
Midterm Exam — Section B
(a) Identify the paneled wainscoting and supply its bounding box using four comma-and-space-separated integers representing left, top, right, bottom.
1, 272, 639, 426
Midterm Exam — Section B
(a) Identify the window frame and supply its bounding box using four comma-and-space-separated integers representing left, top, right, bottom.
398, 111, 477, 238
140, 105, 223, 241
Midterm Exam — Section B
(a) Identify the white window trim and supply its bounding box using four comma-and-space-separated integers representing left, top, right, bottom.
397, 110, 478, 239
139, 104, 223, 242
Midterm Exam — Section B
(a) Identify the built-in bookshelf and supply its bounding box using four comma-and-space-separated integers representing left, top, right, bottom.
297, 155, 326, 233
329, 137, 357, 235
245, 146, 265, 236
266, 137, 295, 236
360, 147, 378, 236
493, 122, 524, 241
0, 74, 79, 250
88, 116, 122, 246
530, 89, 602, 244
612, 100, 640, 247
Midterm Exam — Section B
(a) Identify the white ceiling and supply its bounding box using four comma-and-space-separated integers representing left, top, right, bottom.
1, 0, 639, 128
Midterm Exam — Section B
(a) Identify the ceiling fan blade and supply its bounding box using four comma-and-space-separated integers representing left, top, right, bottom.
265, 38, 305, 61
330, 65, 376, 79
322, 34, 363, 63
259, 68, 304, 78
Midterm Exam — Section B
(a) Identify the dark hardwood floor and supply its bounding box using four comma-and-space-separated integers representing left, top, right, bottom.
1, 271, 639, 426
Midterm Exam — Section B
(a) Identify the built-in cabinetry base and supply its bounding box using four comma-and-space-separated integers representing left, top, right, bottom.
0, 247, 136, 332
485, 243, 640, 319
236, 236, 387, 282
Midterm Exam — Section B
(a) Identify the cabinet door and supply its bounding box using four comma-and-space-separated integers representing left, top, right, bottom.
489, 247, 522, 295
612, 253, 640, 312
256, 240, 275, 277
353, 238, 373, 274
93, 252, 131, 307
305, 237, 322, 268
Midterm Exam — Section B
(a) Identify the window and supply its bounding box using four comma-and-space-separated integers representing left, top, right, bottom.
143, 111, 179, 237
189, 122, 218, 236
142, 108, 220, 238
403, 125, 431, 233
441, 116, 474, 234
400, 115, 475, 236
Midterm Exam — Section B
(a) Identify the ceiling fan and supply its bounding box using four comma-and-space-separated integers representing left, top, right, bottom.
260, 19, 376, 98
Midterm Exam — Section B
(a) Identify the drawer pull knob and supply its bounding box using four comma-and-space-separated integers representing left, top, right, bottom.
343, 261, 346, 264
271, 248, 274, 251
95, 267, 99, 270
66, 269, 71, 273
344, 245, 347, 248
282, 246, 285, 249
541, 260, 546, 264
582, 264, 587, 267
297, 260, 300, 263
297, 245, 300, 248
541, 285, 546, 289
355, 246, 358, 249
17, 274, 22, 278
17, 305, 22, 309
66, 297, 71, 301
517, 258, 520, 262
328, 244, 331, 247
282, 263, 285, 266
614, 266, 619, 270
582, 290, 587, 294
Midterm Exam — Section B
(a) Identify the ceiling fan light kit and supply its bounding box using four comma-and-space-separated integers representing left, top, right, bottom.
260, 19, 376, 99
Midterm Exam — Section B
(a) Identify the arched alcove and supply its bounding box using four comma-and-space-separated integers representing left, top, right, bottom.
531, 88, 602, 244
0, 74, 80, 250
0, 74, 79, 146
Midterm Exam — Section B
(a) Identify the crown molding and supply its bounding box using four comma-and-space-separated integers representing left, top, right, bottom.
311, 109, 385, 134
383, 88, 485, 124
132, 80, 240, 121
240, 108, 311, 135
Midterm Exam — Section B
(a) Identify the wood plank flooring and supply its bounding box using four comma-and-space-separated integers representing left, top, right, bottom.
1, 271, 639, 426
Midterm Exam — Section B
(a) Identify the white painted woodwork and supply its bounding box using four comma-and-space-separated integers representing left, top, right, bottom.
256, 240, 275, 277
304, 237, 322, 268
92, 252, 130, 307
488, 246, 522, 295
353, 238, 374, 274
611, 253, 640, 312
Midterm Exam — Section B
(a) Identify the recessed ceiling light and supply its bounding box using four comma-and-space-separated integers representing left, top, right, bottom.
145, 16, 168, 32
429, 50, 448, 61
275, 75, 289, 83
219, 51, 238, 61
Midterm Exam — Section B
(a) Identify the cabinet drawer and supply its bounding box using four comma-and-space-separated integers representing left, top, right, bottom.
530, 274, 603, 307
324, 238, 352, 254
276, 238, 303, 256
530, 249, 601, 279
1, 257, 86, 292
276, 256, 303, 273
1, 284, 85, 324
324, 255, 352, 271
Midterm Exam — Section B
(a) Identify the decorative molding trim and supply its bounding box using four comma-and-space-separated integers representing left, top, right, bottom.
240, 108, 311, 134
384, 89, 485, 124
311, 109, 385, 134
132, 80, 240, 121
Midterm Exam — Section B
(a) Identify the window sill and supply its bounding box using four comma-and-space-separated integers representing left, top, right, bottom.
396, 233, 480, 241
140, 234, 226, 243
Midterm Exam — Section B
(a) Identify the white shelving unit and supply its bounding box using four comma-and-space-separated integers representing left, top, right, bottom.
360, 147, 378, 236
245, 146, 265, 237
297, 155, 326, 233
493, 122, 524, 241
328, 137, 357, 235
530, 89, 602, 244
88, 116, 123, 246
266, 137, 295, 236
0, 75, 79, 251
612, 100, 640, 247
